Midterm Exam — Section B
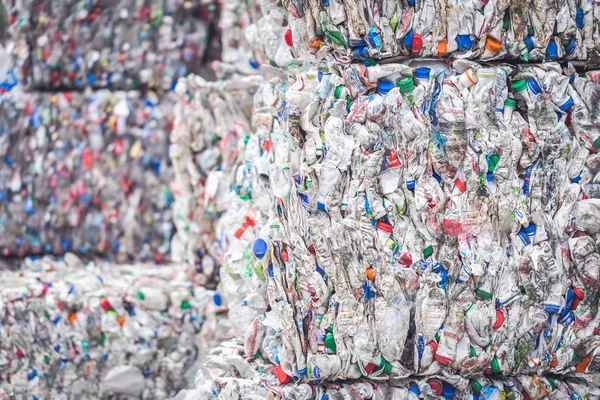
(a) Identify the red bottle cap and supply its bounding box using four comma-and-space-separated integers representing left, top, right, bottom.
493, 310, 505, 329
412, 33, 423, 54
274, 365, 293, 384
284, 29, 293, 47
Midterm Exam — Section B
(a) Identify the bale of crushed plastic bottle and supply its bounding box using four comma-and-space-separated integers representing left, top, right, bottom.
175, 60, 600, 399
0, 88, 175, 261
0, 255, 226, 399
284, 0, 600, 62
8, 0, 218, 90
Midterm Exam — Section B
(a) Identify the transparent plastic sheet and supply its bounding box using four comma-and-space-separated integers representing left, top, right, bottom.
282, 0, 600, 63
0, 255, 225, 399
0, 86, 175, 261
177, 61, 600, 397
7, 0, 218, 90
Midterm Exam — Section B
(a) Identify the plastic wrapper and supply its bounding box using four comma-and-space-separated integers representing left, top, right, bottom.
283, 0, 600, 62
0, 86, 175, 261
176, 60, 600, 393
0, 255, 226, 399
8, 0, 218, 90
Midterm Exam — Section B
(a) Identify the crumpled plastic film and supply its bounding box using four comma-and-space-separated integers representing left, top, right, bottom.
0, 255, 223, 399
283, 0, 600, 62
178, 60, 600, 395
0, 86, 175, 261
14, 0, 218, 90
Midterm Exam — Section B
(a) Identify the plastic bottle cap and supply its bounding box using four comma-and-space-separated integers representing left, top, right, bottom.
493, 310, 505, 329
504, 98, 517, 108
402, 29, 414, 48
566, 37, 577, 55
415, 67, 431, 79
527, 80, 542, 95
544, 303, 560, 314
284, 28, 293, 47
512, 79, 527, 93
248, 59, 258, 69
456, 35, 474, 51
491, 356, 501, 372
366, 267, 375, 281
435, 353, 453, 366
576, 8, 584, 29
375, 222, 392, 234
524, 36, 535, 52
546, 40, 558, 59
485, 36, 501, 53
213, 292, 222, 306
377, 81, 394, 95
438, 39, 448, 56
334, 85, 343, 99
423, 245, 433, 258
397, 76, 415, 94
409, 384, 420, 395
442, 383, 455, 400
253, 238, 268, 259
470, 380, 483, 394
455, 179, 467, 193
428, 379, 443, 396
274, 365, 293, 384
324, 332, 336, 352
406, 179, 416, 189
560, 97, 574, 112
412, 32, 423, 53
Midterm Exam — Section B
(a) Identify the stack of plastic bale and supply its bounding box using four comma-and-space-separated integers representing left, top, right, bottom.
169, 0, 302, 282
0, 88, 176, 262
23, 0, 217, 90
175, 1, 600, 396
0, 255, 224, 399
284, 0, 599, 62
0, 0, 222, 261
176, 60, 600, 398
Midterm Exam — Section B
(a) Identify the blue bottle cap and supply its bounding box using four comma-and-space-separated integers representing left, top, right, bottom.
409, 384, 421, 395
406, 180, 416, 190
253, 238, 268, 259
321, 0, 329, 6
377, 81, 394, 95
527, 79, 542, 95
524, 36, 535, 52
566, 37, 577, 55
570, 73, 577, 84
558, 311, 574, 325
442, 383, 455, 400
456, 35, 474, 51
576, 8, 584, 29
486, 172, 494, 182
317, 202, 327, 212
544, 303, 560, 314
349, 38, 365, 48
318, 71, 323, 82
559, 97, 574, 112
248, 59, 258, 69
408, 0, 415, 6
517, 230, 531, 246
213, 292, 222, 306
546, 40, 558, 60
415, 67, 431, 79
352, 46, 370, 59
402, 29, 414, 48
571, 174, 581, 183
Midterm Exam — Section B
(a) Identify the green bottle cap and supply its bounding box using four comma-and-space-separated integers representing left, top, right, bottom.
470, 380, 483, 394
423, 245, 433, 258
504, 98, 517, 108
137, 289, 145, 300
476, 288, 491, 300
491, 356, 501, 372
396, 76, 415, 94
324, 332, 337, 352
383, 361, 392, 374
511, 79, 527, 93
593, 136, 600, 149
181, 300, 191, 310
334, 85, 343, 99
470, 347, 477, 357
